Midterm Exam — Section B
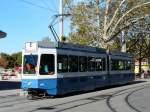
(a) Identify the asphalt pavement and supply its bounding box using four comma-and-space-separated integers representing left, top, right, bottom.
0, 79, 150, 112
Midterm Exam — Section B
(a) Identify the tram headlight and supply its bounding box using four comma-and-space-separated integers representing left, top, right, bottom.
27, 82, 32, 86
40, 83, 45, 87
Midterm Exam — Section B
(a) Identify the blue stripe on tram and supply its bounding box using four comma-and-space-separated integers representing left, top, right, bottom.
21, 73, 134, 95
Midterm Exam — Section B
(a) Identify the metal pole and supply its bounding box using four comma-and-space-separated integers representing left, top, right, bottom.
59, 0, 64, 41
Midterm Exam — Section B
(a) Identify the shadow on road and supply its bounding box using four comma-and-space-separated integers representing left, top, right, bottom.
31, 80, 148, 112
0, 81, 21, 90
55, 80, 147, 98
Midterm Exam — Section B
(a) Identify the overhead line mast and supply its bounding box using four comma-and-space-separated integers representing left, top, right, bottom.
59, 0, 64, 41
49, 0, 71, 42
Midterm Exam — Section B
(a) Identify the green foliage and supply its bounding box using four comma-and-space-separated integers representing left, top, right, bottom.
0, 57, 7, 68
0, 52, 22, 69
65, 0, 150, 47
61, 36, 67, 42
64, 0, 150, 70
11, 52, 22, 66
41, 37, 51, 43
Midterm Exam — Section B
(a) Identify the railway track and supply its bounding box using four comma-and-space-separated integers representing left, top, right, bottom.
0, 80, 150, 112
106, 84, 150, 112
125, 86, 150, 112
30, 82, 150, 112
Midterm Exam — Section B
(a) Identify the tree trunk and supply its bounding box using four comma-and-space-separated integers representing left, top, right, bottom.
139, 58, 142, 73
121, 31, 126, 52
96, 0, 101, 27
139, 35, 143, 73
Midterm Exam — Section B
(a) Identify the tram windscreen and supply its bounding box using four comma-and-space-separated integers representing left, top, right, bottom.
39, 54, 55, 75
23, 55, 38, 74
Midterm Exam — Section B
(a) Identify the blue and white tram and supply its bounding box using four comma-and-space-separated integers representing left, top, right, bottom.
21, 42, 135, 98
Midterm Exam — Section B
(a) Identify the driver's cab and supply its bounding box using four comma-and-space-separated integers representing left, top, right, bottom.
22, 42, 57, 80
23, 54, 38, 75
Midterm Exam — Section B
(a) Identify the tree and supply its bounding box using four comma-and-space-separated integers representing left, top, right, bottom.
126, 18, 150, 73
64, 0, 150, 48
41, 37, 51, 43
0, 53, 9, 68
61, 36, 67, 42
11, 52, 22, 67
0, 52, 22, 68
0, 57, 8, 68
0, 53, 10, 60
63, 0, 150, 72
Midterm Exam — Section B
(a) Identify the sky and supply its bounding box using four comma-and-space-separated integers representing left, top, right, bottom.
0, 0, 70, 54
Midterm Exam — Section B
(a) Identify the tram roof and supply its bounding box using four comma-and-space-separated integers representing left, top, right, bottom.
25, 41, 132, 57
109, 51, 133, 58
38, 41, 106, 53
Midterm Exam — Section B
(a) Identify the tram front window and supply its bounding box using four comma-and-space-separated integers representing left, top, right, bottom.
39, 54, 55, 75
23, 55, 38, 74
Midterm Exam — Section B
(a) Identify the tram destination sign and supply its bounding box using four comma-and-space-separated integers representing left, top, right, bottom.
25, 42, 38, 52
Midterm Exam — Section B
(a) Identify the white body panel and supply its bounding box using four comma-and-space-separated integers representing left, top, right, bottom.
22, 48, 57, 79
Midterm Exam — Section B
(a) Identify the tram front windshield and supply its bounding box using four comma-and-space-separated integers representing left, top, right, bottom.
23, 55, 38, 74
39, 54, 55, 75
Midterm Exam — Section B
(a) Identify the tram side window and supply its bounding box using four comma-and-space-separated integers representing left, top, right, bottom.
95, 57, 105, 71
79, 56, 87, 72
126, 61, 132, 70
57, 55, 68, 73
68, 56, 78, 72
118, 60, 125, 70
111, 59, 128, 70
88, 57, 95, 71
39, 54, 55, 75
111, 59, 119, 70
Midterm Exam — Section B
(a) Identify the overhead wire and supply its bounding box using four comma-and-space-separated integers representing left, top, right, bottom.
52, 0, 58, 12
20, 0, 58, 13
41, 0, 58, 13
48, 14, 69, 42
20, 0, 71, 41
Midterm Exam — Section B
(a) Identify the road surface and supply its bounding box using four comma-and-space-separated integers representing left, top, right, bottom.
0, 79, 150, 112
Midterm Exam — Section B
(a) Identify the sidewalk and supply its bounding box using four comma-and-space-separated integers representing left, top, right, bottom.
0, 75, 21, 82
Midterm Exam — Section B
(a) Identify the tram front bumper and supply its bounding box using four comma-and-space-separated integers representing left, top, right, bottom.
21, 79, 57, 90
21, 79, 38, 89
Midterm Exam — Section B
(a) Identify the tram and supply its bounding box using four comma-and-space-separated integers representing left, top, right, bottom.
21, 41, 135, 98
